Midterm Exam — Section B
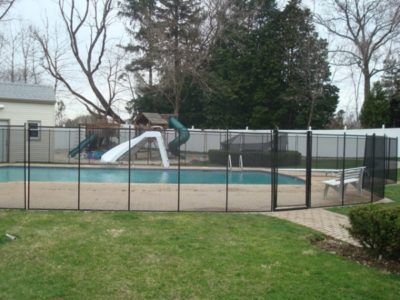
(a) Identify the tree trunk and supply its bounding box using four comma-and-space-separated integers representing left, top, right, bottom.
307, 94, 316, 129
363, 66, 371, 105
149, 66, 153, 87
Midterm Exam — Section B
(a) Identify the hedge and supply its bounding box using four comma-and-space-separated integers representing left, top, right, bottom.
348, 205, 400, 261
208, 150, 301, 167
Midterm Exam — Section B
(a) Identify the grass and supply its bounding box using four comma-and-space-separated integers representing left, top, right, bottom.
328, 169, 400, 216
0, 211, 399, 299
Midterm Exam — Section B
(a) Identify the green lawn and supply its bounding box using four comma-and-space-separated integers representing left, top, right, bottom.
0, 211, 399, 299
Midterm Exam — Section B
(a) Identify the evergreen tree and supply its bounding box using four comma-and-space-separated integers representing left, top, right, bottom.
204, 0, 338, 129
120, 0, 158, 86
360, 82, 390, 128
121, 0, 205, 117
381, 59, 400, 127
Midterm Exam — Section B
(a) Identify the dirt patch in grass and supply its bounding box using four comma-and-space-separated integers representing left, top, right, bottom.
313, 238, 400, 275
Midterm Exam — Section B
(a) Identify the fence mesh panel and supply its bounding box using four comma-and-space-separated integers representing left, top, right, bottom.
29, 127, 79, 209
0, 126, 25, 209
180, 130, 226, 211
343, 135, 370, 205
227, 131, 271, 211
310, 134, 344, 208
386, 137, 398, 184
276, 133, 307, 209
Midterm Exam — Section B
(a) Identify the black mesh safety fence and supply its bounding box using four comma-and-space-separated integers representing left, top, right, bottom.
128, 127, 178, 211
386, 137, 398, 184
275, 132, 308, 209
227, 130, 272, 212
343, 135, 370, 206
0, 126, 25, 209
180, 130, 226, 211
0, 125, 397, 212
310, 134, 344, 208
28, 127, 79, 210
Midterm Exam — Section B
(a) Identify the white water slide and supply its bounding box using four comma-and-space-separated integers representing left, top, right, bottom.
101, 131, 170, 168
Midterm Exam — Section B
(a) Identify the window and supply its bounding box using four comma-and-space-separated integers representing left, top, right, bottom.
28, 121, 41, 140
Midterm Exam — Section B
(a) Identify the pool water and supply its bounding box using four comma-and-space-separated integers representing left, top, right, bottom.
0, 167, 304, 185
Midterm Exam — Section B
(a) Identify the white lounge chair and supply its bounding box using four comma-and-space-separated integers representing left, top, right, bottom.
323, 167, 365, 200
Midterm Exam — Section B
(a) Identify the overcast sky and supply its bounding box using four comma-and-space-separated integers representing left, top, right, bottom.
4, 0, 368, 123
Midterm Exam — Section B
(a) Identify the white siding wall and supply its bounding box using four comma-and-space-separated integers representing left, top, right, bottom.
0, 101, 55, 126
0, 100, 55, 162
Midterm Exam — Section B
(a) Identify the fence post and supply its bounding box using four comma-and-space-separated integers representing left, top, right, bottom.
383, 135, 387, 194
271, 129, 278, 211
48, 128, 51, 163
128, 125, 131, 211
68, 129, 71, 164
78, 125, 81, 210
27, 124, 31, 210
306, 131, 312, 208
23, 125, 27, 210
336, 135, 339, 169
396, 137, 399, 183
341, 132, 346, 206
315, 135, 318, 169
356, 135, 359, 166
370, 134, 376, 203
225, 128, 229, 212
178, 132, 181, 212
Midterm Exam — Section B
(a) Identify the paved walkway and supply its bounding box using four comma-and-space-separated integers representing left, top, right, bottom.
265, 208, 359, 246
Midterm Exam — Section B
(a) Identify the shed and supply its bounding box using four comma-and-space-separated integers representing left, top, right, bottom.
0, 82, 56, 163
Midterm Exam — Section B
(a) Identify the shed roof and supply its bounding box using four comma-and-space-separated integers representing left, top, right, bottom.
136, 112, 169, 125
0, 82, 56, 104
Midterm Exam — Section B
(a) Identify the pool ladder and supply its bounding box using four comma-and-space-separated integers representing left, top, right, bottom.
228, 154, 244, 171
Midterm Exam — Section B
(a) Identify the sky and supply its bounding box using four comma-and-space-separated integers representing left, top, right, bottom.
3, 0, 370, 123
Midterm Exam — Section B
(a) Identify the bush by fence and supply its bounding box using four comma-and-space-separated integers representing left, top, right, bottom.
348, 205, 400, 261
208, 150, 302, 167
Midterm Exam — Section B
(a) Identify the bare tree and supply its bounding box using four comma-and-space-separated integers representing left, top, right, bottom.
34, 0, 126, 123
0, 24, 43, 83
0, 0, 15, 21
316, 0, 400, 104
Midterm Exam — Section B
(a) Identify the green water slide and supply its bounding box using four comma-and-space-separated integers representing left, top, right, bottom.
168, 117, 190, 156
69, 133, 96, 158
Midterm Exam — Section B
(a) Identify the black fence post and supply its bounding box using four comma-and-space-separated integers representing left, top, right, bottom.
68, 128, 71, 164
27, 124, 31, 210
225, 128, 229, 212
383, 134, 386, 195
370, 134, 376, 203
178, 132, 181, 212
128, 126, 131, 211
336, 135, 339, 169
23, 125, 27, 210
78, 125, 81, 210
341, 132, 346, 206
48, 128, 51, 163
396, 137, 399, 183
306, 131, 312, 208
356, 135, 359, 166
271, 129, 278, 211
315, 135, 318, 169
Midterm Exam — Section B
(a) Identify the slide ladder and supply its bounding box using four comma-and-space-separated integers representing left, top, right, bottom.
101, 131, 170, 168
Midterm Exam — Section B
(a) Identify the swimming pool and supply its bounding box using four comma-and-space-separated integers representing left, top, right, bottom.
0, 167, 304, 185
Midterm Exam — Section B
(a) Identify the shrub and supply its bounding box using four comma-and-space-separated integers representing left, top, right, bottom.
348, 205, 400, 261
208, 150, 301, 167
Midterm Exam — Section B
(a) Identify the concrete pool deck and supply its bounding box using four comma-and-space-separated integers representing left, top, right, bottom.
0, 176, 372, 211
0, 164, 374, 210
